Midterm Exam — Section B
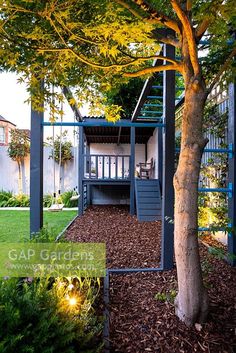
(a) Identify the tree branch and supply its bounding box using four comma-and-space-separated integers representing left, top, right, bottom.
153, 32, 181, 48
207, 46, 236, 94
195, 0, 225, 40
171, 0, 200, 76
38, 47, 180, 69
123, 63, 183, 77
113, 0, 143, 19
53, 13, 102, 46
129, 0, 181, 34
195, 18, 211, 40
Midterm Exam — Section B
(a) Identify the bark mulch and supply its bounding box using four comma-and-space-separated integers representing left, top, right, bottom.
65, 205, 161, 269
65, 206, 236, 353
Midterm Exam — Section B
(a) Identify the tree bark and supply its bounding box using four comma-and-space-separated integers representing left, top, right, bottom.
174, 81, 209, 326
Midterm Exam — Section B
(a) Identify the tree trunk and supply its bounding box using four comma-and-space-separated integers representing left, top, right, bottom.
17, 160, 23, 194
174, 82, 209, 326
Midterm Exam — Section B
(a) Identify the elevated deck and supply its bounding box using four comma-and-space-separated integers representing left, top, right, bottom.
83, 154, 131, 183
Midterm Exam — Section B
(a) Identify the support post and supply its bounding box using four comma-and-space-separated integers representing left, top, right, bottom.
130, 126, 135, 215
30, 81, 44, 236
158, 127, 163, 190
161, 42, 175, 270
78, 126, 84, 216
228, 82, 236, 266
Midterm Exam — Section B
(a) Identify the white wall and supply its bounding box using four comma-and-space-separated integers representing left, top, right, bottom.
43, 147, 78, 195
0, 146, 78, 195
0, 141, 153, 196
0, 146, 28, 193
147, 128, 159, 179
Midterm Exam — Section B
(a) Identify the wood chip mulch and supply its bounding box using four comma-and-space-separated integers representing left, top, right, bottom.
65, 205, 161, 269
65, 206, 236, 353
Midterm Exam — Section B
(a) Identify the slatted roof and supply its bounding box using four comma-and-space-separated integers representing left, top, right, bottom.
84, 125, 155, 144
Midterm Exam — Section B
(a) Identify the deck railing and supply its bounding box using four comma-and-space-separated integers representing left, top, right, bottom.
83, 154, 131, 180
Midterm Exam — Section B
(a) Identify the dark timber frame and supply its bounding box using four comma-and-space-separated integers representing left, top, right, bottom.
161, 43, 175, 270
30, 45, 236, 268
30, 81, 44, 235
228, 82, 236, 266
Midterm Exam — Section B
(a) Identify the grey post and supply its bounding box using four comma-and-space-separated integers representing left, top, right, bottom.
30, 81, 44, 236
130, 126, 135, 215
228, 82, 236, 266
78, 126, 84, 215
158, 127, 163, 191
161, 42, 175, 270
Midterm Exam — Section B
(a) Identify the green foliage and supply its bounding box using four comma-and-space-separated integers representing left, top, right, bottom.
203, 103, 228, 138
60, 191, 78, 208
0, 276, 103, 353
104, 78, 144, 118
43, 194, 54, 208
0, 192, 30, 207
198, 102, 229, 229
155, 289, 177, 304
0, 190, 78, 208
47, 131, 73, 165
0, 190, 13, 207
0, 0, 235, 116
7, 130, 30, 163
208, 246, 226, 260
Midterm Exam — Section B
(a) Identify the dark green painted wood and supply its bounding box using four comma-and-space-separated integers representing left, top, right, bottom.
161, 42, 175, 270
228, 82, 236, 266
130, 127, 135, 215
30, 80, 44, 236
139, 215, 162, 221
78, 126, 84, 216
135, 179, 162, 221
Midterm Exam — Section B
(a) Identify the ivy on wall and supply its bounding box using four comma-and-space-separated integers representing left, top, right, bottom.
199, 102, 229, 229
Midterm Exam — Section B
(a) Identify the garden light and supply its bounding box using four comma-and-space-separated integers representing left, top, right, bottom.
68, 297, 77, 306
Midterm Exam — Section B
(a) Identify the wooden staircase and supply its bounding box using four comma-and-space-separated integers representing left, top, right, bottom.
135, 179, 162, 221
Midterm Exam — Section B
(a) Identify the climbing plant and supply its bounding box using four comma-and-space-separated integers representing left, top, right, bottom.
199, 102, 229, 229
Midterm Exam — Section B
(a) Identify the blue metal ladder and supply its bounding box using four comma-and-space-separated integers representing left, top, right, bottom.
135, 179, 162, 221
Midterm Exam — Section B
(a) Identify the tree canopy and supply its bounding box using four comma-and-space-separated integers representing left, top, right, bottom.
0, 0, 235, 112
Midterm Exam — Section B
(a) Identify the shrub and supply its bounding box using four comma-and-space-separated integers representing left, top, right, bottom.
0, 190, 13, 207
43, 194, 53, 208
0, 276, 103, 353
5, 194, 30, 207
0, 192, 30, 207
0, 190, 78, 208
61, 190, 78, 208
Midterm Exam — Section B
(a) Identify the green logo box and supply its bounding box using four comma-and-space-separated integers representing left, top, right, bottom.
0, 243, 106, 277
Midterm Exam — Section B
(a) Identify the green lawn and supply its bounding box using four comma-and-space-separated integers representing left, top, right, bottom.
0, 210, 77, 242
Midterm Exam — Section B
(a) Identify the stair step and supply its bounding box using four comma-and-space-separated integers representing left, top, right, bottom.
138, 215, 162, 221
139, 203, 161, 210
139, 209, 162, 216
139, 196, 161, 205
136, 179, 159, 183
136, 187, 159, 191
138, 192, 160, 197
135, 179, 162, 222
